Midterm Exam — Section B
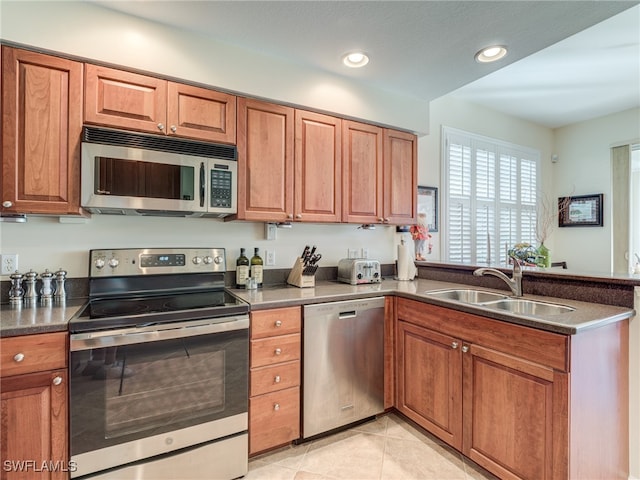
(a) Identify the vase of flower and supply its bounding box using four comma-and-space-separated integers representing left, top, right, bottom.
537, 243, 550, 268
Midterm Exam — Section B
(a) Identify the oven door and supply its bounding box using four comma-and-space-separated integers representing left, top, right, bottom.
69, 315, 248, 478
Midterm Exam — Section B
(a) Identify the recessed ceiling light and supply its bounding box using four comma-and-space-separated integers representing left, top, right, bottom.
343, 52, 369, 68
475, 45, 508, 63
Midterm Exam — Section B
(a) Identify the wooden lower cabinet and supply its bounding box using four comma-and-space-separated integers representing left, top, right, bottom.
395, 298, 629, 480
249, 307, 301, 455
0, 332, 69, 480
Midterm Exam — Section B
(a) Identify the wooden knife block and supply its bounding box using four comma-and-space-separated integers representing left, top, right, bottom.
287, 258, 316, 288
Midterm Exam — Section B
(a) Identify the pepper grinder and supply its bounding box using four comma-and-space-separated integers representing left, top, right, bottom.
9, 271, 24, 305
40, 269, 54, 303
54, 268, 67, 302
23, 270, 38, 304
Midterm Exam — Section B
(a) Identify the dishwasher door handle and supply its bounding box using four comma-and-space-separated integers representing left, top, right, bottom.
338, 310, 357, 319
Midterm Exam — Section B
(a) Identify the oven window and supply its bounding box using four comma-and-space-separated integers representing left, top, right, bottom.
70, 329, 247, 456
95, 157, 196, 200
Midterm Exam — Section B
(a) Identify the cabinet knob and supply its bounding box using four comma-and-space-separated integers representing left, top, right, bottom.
52, 376, 63, 386
2, 201, 13, 208
461, 345, 469, 353
274, 348, 282, 355
295, 214, 302, 219
273, 403, 280, 411
384, 218, 390, 223
275, 320, 282, 327
287, 214, 293, 219
274, 375, 281, 383
170, 125, 177, 133
451, 342, 458, 349
13, 353, 25, 363
157, 123, 165, 131
378, 217, 384, 222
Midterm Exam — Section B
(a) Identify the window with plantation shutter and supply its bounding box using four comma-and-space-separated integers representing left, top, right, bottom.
443, 127, 539, 265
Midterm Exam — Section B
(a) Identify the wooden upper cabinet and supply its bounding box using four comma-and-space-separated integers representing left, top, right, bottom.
167, 82, 236, 143
235, 97, 294, 222
383, 129, 417, 224
84, 64, 167, 134
342, 120, 383, 224
1, 46, 83, 215
294, 110, 341, 222
85, 64, 236, 143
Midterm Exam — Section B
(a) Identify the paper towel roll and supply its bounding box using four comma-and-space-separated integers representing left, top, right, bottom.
397, 243, 417, 281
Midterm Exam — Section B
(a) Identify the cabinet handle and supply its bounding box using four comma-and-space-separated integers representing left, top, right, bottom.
461, 345, 469, 353
13, 353, 25, 363
451, 342, 458, 349
275, 320, 282, 327
274, 348, 282, 355
273, 403, 280, 411
2, 201, 13, 208
170, 125, 177, 133
274, 375, 281, 383
157, 123, 165, 131
52, 376, 63, 386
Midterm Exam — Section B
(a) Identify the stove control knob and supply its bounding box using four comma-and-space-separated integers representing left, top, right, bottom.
203, 256, 213, 265
95, 258, 106, 269
213, 256, 224, 265
108, 258, 119, 269
192, 256, 202, 265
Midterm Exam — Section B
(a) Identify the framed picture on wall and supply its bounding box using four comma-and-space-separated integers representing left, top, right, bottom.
417, 186, 438, 232
558, 193, 604, 227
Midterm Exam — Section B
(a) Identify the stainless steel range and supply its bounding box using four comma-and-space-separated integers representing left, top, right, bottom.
69, 248, 249, 480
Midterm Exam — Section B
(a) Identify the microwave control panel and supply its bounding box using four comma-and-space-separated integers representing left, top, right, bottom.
210, 168, 233, 208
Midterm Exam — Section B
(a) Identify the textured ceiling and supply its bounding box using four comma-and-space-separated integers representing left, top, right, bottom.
92, 0, 640, 128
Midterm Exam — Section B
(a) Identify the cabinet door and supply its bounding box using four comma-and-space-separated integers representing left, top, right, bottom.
462, 343, 555, 480
167, 82, 236, 144
84, 64, 167, 134
1, 47, 83, 215
342, 120, 383, 224
383, 129, 417, 224
0, 370, 68, 480
294, 110, 341, 222
396, 321, 462, 449
236, 98, 294, 221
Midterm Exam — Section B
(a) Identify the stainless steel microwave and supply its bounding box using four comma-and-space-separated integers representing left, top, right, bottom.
81, 126, 237, 217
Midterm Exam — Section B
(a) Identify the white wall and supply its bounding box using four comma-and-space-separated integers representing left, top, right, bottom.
0, 1, 428, 134
552, 108, 640, 273
417, 95, 555, 261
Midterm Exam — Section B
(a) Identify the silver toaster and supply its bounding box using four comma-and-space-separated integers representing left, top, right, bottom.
337, 258, 381, 285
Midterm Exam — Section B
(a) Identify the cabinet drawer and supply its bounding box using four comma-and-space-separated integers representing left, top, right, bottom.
249, 386, 300, 454
0, 332, 67, 377
251, 361, 300, 396
251, 307, 301, 339
251, 334, 300, 368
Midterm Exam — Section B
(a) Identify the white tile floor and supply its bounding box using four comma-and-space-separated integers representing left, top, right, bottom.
246, 413, 498, 480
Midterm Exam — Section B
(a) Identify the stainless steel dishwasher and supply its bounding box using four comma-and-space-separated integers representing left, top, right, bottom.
302, 297, 385, 439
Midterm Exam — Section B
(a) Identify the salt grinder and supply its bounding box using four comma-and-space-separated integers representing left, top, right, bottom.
23, 270, 38, 304
9, 271, 24, 305
40, 269, 55, 302
54, 268, 67, 302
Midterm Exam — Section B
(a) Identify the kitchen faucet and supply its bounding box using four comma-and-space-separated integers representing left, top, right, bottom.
473, 254, 523, 297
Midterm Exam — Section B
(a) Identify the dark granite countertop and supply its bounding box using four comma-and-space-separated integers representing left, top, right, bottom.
1, 299, 86, 337
229, 278, 635, 335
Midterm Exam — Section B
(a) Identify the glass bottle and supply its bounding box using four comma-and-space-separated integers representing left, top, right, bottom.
235, 248, 250, 288
250, 247, 264, 287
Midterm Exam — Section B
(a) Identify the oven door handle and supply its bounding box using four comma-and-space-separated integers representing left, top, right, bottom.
70, 315, 249, 351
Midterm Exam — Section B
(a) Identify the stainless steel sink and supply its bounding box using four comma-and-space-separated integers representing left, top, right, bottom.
425, 289, 508, 304
482, 298, 575, 315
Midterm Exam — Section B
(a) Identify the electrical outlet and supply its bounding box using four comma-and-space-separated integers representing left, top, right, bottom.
361, 248, 369, 259
348, 249, 358, 259
265, 250, 276, 266
1, 254, 18, 275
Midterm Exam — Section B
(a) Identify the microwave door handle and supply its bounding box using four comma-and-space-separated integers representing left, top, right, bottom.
200, 162, 206, 207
